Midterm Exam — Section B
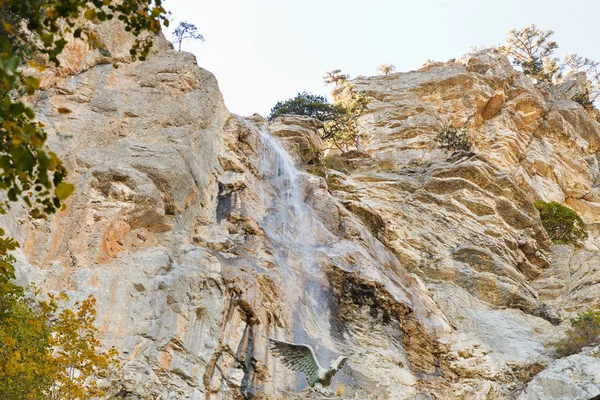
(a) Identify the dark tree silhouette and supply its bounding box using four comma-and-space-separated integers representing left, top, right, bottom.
267, 92, 338, 122
173, 21, 205, 51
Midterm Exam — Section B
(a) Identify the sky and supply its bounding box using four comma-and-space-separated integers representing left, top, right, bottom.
162, 0, 600, 117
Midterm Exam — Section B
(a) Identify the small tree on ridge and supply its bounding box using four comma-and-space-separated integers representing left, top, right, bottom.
267, 92, 339, 122
323, 69, 349, 87
500, 24, 561, 84
173, 21, 205, 52
377, 64, 396, 75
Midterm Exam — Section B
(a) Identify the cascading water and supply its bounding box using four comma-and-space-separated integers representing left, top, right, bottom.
254, 126, 335, 389
256, 127, 313, 269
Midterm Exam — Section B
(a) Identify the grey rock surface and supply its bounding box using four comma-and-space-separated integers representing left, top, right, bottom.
4, 30, 600, 399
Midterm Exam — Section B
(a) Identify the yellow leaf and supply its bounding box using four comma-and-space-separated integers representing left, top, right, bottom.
150, 20, 160, 33
28, 60, 46, 72
84, 9, 96, 20
57, 107, 72, 114
55, 183, 75, 200
3, 22, 14, 35
45, 8, 58, 18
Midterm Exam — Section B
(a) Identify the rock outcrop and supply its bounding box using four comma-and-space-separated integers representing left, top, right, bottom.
518, 346, 600, 400
5, 26, 600, 400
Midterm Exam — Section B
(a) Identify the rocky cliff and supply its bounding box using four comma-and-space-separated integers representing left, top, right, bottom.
5, 23, 600, 400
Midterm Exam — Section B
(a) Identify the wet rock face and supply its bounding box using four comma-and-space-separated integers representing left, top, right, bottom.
6, 37, 600, 399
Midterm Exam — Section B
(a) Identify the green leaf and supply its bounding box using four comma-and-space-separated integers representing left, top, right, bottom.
84, 9, 96, 20
55, 183, 75, 200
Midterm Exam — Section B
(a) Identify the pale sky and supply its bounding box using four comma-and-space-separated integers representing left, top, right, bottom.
162, 0, 600, 116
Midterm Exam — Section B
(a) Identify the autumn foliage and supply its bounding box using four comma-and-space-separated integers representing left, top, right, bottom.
0, 0, 168, 397
0, 289, 119, 399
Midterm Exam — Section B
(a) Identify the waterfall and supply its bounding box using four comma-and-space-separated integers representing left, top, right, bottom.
257, 128, 312, 258
255, 126, 335, 390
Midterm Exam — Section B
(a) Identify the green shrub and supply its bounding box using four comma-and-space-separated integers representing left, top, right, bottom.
267, 92, 337, 122
436, 126, 471, 152
572, 89, 595, 111
552, 310, 600, 357
534, 201, 588, 245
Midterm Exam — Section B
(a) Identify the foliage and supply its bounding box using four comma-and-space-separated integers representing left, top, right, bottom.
172, 21, 204, 52
267, 92, 339, 123
0, 290, 119, 399
323, 83, 371, 152
534, 201, 588, 245
0, 281, 54, 399
572, 88, 594, 110
0, 0, 165, 396
377, 64, 396, 75
436, 126, 471, 152
551, 310, 600, 358
563, 53, 600, 107
48, 295, 120, 399
499, 24, 561, 84
0, 0, 168, 220
268, 73, 372, 152
323, 69, 349, 87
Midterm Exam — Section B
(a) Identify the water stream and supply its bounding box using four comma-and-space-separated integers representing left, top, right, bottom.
255, 126, 334, 390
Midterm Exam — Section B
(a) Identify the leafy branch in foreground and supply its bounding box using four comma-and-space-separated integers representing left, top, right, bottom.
0, 0, 169, 219
0, 1, 170, 397
0, 290, 119, 399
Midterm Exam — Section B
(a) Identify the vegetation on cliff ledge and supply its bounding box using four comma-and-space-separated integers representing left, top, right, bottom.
534, 200, 588, 245
268, 81, 372, 153
552, 310, 600, 358
436, 126, 472, 153
500, 24, 599, 111
268, 92, 339, 123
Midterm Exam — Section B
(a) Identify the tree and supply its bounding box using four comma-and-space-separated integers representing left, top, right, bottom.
267, 83, 371, 153
323, 83, 371, 152
267, 92, 338, 122
0, 280, 55, 399
323, 69, 349, 87
377, 64, 396, 75
500, 24, 561, 84
0, 0, 168, 397
564, 53, 600, 106
0, 291, 119, 399
47, 295, 120, 399
172, 21, 205, 52
534, 201, 588, 245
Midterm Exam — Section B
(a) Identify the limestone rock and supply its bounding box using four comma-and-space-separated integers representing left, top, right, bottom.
270, 116, 325, 166
518, 346, 600, 400
5, 29, 600, 400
